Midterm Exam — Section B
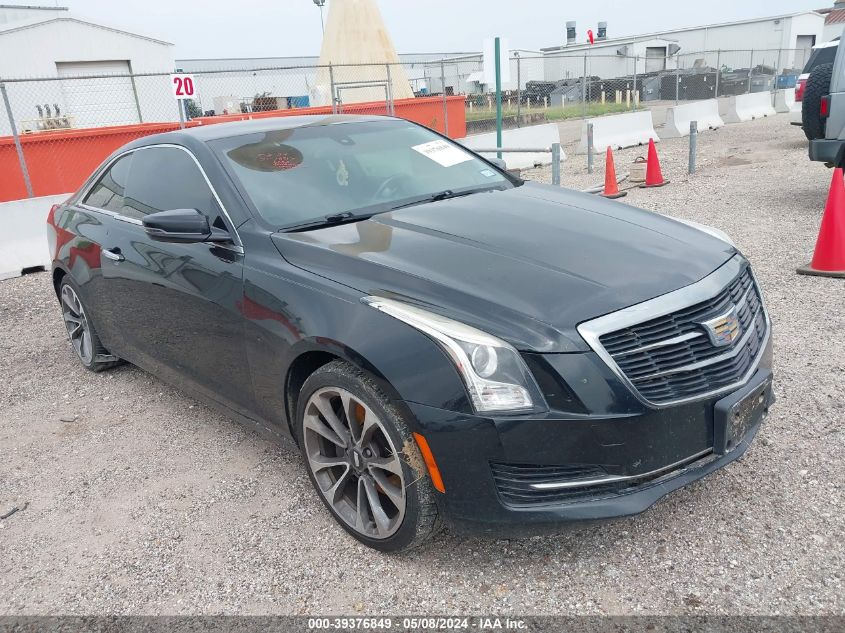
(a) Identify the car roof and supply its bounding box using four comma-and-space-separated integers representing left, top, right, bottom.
135, 114, 397, 146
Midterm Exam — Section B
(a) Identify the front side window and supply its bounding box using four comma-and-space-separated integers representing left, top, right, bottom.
210, 120, 512, 229
83, 153, 133, 213
121, 147, 223, 225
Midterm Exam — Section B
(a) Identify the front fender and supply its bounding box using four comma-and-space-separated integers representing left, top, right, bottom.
241, 266, 472, 435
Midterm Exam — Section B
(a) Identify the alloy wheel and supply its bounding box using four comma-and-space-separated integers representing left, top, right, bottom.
61, 285, 94, 365
303, 387, 406, 539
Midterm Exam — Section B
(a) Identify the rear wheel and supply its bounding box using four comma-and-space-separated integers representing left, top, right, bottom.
296, 361, 440, 552
59, 278, 121, 372
803, 62, 833, 141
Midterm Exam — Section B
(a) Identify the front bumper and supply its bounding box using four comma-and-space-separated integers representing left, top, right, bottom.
809, 138, 845, 164
408, 338, 774, 537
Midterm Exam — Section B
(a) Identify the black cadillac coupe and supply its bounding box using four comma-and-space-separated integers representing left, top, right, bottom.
47, 115, 774, 552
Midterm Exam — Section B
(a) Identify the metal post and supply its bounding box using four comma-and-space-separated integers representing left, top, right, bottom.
715, 50, 721, 98
774, 48, 783, 95
516, 53, 522, 128
689, 121, 698, 174
582, 54, 587, 118
385, 64, 394, 115
128, 64, 143, 123
632, 56, 638, 111
675, 64, 680, 105
440, 60, 449, 136
747, 50, 754, 94
551, 143, 561, 186
495, 37, 503, 160
1, 81, 34, 198
177, 99, 185, 129
587, 122, 594, 174
329, 64, 338, 114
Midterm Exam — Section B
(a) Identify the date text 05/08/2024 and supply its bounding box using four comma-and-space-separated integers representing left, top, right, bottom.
306, 617, 528, 630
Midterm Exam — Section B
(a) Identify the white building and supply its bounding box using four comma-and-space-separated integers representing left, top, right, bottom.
423, 50, 545, 96
541, 12, 826, 83
0, 4, 176, 135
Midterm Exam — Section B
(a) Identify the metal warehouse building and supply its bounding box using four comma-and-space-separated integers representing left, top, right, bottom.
541, 11, 828, 84
0, 4, 176, 135
819, 0, 845, 41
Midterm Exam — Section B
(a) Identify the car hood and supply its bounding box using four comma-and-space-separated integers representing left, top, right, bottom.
272, 182, 735, 352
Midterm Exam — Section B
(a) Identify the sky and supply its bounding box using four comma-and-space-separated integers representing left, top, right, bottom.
50, 0, 833, 58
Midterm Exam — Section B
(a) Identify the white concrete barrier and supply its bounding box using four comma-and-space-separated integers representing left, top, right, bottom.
459, 123, 565, 169
774, 88, 800, 114
662, 99, 725, 138
576, 111, 658, 154
724, 92, 777, 123
0, 194, 69, 281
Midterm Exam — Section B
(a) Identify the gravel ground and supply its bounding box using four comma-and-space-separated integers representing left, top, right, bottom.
1, 113, 843, 616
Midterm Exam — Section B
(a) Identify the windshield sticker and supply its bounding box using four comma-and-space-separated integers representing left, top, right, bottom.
480, 169, 496, 178
412, 140, 473, 167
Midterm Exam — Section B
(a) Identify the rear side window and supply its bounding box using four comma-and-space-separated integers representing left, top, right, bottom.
121, 147, 223, 225
804, 46, 837, 73
83, 153, 133, 213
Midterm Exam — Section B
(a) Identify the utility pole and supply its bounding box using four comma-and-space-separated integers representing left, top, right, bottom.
495, 36, 503, 159
515, 51, 521, 127
313, 0, 326, 35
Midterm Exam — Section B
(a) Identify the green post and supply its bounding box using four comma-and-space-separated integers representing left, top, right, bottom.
495, 36, 503, 159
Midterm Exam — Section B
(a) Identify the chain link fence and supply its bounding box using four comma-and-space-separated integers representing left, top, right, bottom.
436, 48, 810, 134
0, 63, 428, 201
0, 47, 811, 201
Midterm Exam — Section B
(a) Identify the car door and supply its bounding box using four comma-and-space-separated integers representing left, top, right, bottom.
96, 144, 255, 415
65, 152, 136, 332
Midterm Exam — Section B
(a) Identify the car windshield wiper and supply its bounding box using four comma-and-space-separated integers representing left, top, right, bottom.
387, 187, 498, 212
283, 211, 372, 232
282, 186, 503, 231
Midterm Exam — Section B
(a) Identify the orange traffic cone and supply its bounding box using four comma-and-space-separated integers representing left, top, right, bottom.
797, 167, 845, 278
642, 138, 669, 188
601, 147, 627, 199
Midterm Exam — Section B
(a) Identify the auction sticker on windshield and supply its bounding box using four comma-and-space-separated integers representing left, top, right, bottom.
412, 140, 473, 167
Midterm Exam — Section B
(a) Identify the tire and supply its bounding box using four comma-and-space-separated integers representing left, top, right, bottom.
296, 360, 441, 552
58, 277, 121, 372
803, 63, 833, 141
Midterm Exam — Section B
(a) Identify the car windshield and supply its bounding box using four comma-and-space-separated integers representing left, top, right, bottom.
210, 119, 512, 229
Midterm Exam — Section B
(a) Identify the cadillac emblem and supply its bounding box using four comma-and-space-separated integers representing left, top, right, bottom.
700, 306, 742, 347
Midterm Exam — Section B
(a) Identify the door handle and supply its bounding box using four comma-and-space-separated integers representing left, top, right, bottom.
102, 247, 125, 262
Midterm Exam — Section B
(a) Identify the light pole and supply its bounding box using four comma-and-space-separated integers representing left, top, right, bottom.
313, 0, 326, 35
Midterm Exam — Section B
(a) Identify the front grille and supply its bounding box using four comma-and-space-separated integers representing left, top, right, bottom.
597, 264, 768, 405
491, 453, 716, 507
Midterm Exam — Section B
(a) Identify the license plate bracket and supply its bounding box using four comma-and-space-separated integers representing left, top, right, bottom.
713, 370, 773, 455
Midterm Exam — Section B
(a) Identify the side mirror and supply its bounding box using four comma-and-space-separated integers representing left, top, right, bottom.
488, 157, 507, 171
142, 209, 227, 244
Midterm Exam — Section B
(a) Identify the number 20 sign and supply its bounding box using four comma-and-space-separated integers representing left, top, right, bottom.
170, 74, 196, 100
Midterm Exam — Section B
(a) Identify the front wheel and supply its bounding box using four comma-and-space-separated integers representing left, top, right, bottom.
296, 361, 441, 552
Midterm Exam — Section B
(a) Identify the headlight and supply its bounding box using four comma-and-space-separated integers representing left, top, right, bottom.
362, 297, 536, 413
